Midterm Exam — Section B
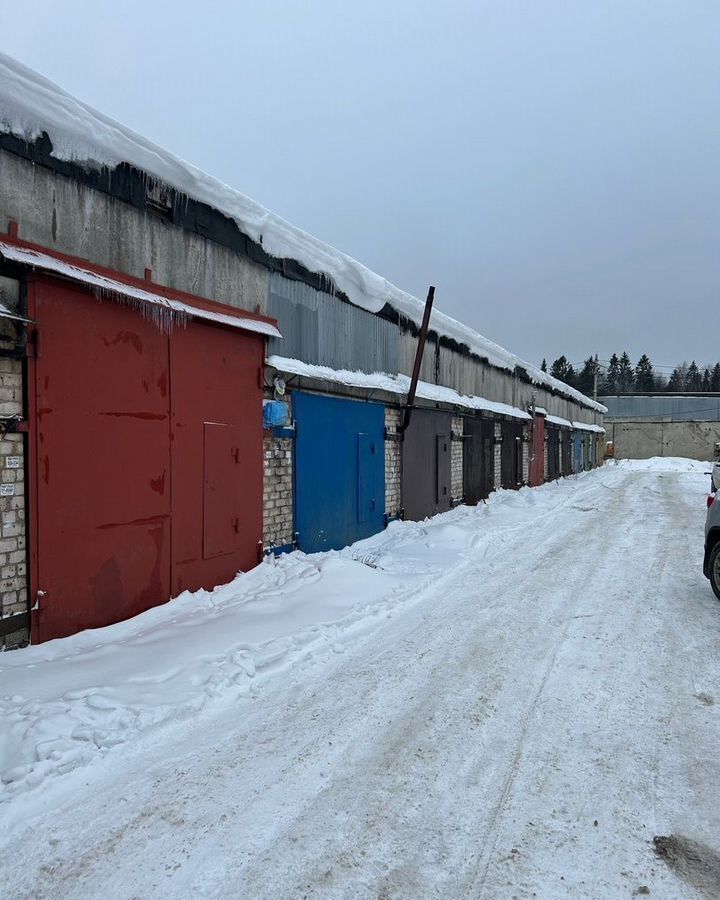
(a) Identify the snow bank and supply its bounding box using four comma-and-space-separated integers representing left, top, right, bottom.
615, 457, 712, 472
267, 355, 531, 419
0, 469, 623, 802
0, 52, 605, 413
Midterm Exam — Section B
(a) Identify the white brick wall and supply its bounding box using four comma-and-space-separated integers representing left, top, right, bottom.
521, 424, 530, 485
385, 407, 402, 518
263, 435, 294, 551
494, 421, 502, 490
451, 415, 463, 502
0, 357, 27, 649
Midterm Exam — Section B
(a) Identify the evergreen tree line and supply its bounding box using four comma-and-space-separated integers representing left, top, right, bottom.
539, 353, 720, 396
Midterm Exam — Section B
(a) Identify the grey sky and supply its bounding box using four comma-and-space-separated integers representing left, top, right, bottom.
1, 1, 718, 373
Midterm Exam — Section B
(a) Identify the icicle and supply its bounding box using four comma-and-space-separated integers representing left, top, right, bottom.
93, 286, 189, 334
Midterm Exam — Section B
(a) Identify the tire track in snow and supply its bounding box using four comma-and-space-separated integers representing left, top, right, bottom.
230, 469, 642, 897
4, 465, 714, 900
458, 468, 650, 898
467, 470, 715, 900
4, 471, 629, 900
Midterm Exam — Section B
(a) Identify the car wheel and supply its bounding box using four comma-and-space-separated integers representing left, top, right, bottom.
710, 542, 720, 602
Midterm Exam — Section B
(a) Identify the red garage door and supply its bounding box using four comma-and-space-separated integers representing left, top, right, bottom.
170, 318, 263, 595
29, 276, 264, 642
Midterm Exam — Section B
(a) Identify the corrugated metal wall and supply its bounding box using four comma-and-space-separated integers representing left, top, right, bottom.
268, 273, 398, 374
267, 272, 601, 425
398, 329, 436, 383
601, 395, 720, 421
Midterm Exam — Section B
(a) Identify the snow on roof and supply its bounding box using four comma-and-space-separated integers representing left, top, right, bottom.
267, 355, 532, 420
0, 239, 281, 338
545, 414, 574, 428
546, 415, 605, 433
0, 52, 605, 414
530, 408, 604, 432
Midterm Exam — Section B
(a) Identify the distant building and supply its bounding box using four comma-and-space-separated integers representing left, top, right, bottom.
601, 394, 720, 460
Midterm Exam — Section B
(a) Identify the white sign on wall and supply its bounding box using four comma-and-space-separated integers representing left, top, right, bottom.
5, 457, 20, 469
0, 484, 15, 496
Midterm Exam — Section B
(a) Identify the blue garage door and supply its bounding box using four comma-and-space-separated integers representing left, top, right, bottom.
294, 392, 385, 553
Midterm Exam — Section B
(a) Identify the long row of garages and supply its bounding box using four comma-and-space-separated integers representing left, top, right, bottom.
283, 390, 602, 554
0, 57, 605, 649
0, 239, 602, 646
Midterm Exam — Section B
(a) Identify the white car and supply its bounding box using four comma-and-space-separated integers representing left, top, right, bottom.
713, 462, 720, 493
705, 491, 720, 600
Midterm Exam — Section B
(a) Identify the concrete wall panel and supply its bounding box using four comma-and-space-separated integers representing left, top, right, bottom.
611, 420, 720, 460
0, 150, 268, 313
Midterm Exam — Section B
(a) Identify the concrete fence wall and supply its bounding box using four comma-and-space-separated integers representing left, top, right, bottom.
610, 420, 720, 461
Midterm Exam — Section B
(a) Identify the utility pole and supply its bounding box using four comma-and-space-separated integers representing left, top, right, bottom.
593, 354, 599, 402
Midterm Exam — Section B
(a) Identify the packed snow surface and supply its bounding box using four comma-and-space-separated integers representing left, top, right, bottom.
0, 52, 605, 412
1, 459, 718, 899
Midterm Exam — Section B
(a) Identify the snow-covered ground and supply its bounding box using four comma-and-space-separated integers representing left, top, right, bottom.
1, 459, 719, 899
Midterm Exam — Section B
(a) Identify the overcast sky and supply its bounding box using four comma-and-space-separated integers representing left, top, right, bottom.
1, 1, 718, 373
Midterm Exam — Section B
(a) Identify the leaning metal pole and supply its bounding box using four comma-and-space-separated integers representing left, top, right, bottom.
399, 285, 435, 435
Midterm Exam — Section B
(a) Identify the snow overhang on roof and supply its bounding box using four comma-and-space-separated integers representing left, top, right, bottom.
572, 421, 606, 434
0, 52, 606, 414
266, 355, 532, 421
545, 414, 574, 428
0, 239, 281, 339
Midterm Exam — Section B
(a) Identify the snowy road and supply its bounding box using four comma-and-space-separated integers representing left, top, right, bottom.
2, 461, 720, 899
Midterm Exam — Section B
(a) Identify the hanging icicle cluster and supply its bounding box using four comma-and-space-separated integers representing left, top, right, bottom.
91, 285, 190, 334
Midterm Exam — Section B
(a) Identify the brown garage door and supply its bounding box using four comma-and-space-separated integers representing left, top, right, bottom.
463, 416, 495, 503
402, 408, 452, 521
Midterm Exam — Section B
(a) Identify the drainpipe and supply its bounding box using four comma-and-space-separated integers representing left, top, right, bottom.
398, 285, 435, 435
